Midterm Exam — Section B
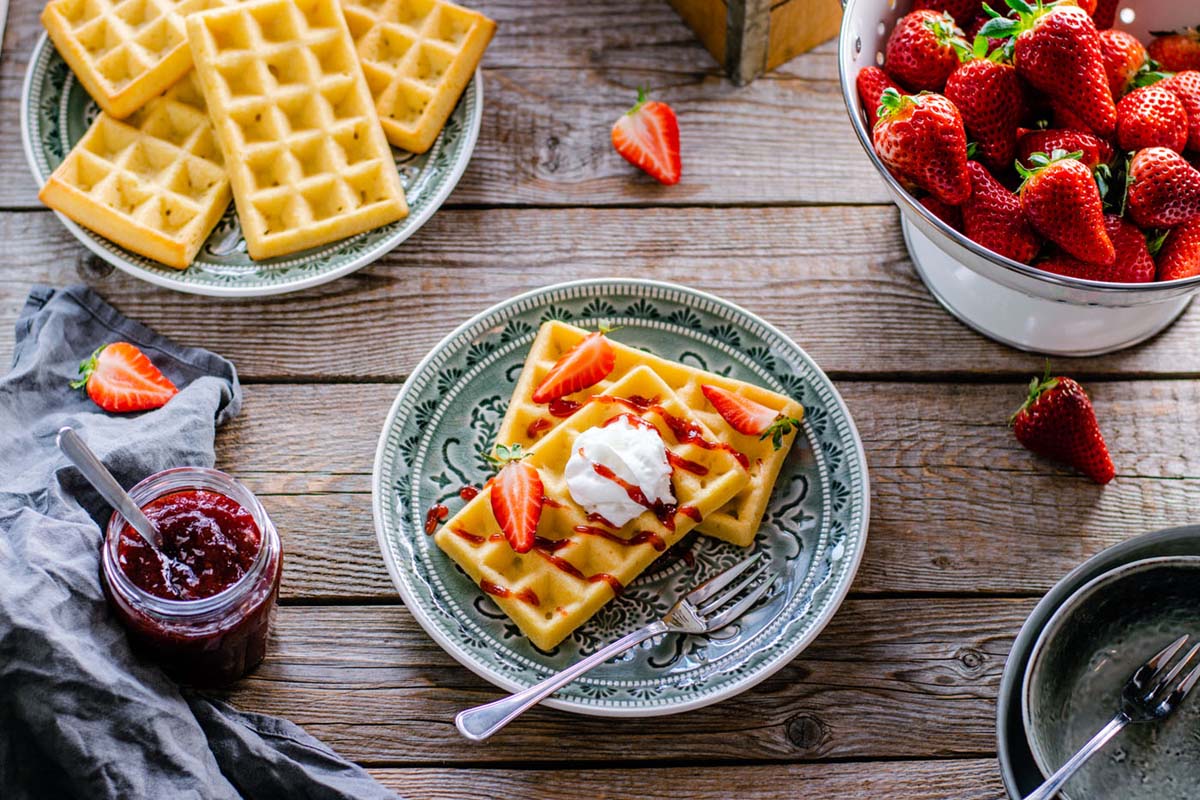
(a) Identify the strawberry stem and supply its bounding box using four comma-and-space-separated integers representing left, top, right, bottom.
627, 87, 649, 116
69, 344, 106, 391
487, 443, 528, 467
1009, 361, 1058, 425
759, 415, 802, 450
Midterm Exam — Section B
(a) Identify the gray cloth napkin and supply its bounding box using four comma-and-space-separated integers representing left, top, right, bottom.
0, 285, 398, 800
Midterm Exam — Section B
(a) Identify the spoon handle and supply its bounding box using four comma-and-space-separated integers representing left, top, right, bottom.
57, 427, 164, 551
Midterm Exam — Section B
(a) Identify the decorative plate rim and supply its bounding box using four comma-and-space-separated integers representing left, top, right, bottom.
20, 31, 483, 298
371, 278, 871, 717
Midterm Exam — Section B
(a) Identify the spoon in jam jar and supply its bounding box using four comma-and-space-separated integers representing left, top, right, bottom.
57, 426, 168, 555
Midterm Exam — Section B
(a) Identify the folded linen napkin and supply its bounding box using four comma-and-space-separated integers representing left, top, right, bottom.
0, 285, 397, 800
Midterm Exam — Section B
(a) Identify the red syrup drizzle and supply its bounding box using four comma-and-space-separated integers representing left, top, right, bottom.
593, 396, 750, 469
548, 398, 582, 418
574, 525, 666, 552
526, 418, 552, 439
480, 579, 540, 607
678, 505, 702, 523
667, 451, 708, 476
586, 512, 617, 528
424, 504, 448, 535
591, 461, 678, 532
542, 496, 566, 509
458, 485, 479, 501
533, 547, 624, 596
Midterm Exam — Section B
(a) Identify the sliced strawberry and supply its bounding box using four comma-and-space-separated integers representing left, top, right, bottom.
701, 384, 800, 449
71, 342, 178, 413
488, 444, 543, 554
531, 330, 616, 404
611, 88, 681, 185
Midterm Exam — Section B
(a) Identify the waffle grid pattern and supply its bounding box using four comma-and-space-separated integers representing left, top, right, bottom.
38, 73, 232, 269
435, 367, 749, 651
341, 0, 494, 153
186, 0, 408, 260
496, 321, 806, 547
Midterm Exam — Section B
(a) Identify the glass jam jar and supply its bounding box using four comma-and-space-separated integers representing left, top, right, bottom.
101, 467, 283, 687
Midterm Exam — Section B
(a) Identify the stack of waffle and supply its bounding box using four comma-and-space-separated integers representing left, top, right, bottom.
38, 0, 495, 268
434, 322, 806, 651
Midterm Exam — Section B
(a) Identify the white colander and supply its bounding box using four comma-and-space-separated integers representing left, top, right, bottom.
839, 0, 1196, 355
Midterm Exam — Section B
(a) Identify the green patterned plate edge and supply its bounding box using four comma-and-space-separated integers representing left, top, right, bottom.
371, 278, 871, 717
20, 32, 483, 298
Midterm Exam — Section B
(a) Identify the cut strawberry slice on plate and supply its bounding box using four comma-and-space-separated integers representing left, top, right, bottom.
701, 384, 800, 449
531, 330, 616, 404
611, 88, 682, 185
488, 444, 544, 554
71, 342, 178, 413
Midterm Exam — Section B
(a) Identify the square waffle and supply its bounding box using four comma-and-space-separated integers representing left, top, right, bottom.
38, 72, 232, 269
42, 0, 232, 119
435, 366, 750, 652
341, 0, 495, 153
497, 321, 806, 547
185, 0, 409, 260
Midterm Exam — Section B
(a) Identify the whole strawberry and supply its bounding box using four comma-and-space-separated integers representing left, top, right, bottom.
857, 66, 905, 130
1158, 71, 1200, 153
873, 88, 972, 205
1037, 214, 1154, 282
1116, 85, 1189, 153
1098, 29, 1148, 100
1156, 217, 1200, 281
1011, 369, 1114, 484
920, 194, 964, 230
884, 10, 963, 92
1016, 128, 1114, 170
1018, 149, 1114, 265
962, 160, 1041, 263
1126, 147, 1200, 229
980, 0, 1116, 137
1149, 27, 1200, 72
1091, 0, 1118, 30
944, 42, 1025, 171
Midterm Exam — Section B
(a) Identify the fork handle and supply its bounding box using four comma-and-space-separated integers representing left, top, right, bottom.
455, 620, 671, 741
1023, 713, 1129, 800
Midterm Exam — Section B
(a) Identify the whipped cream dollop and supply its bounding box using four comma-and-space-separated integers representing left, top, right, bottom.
564, 417, 675, 528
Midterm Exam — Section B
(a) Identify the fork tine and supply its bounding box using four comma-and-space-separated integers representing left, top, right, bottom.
1132, 634, 1189, 690
1175, 660, 1200, 702
696, 562, 770, 616
1149, 642, 1200, 701
684, 553, 762, 606
702, 577, 776, 632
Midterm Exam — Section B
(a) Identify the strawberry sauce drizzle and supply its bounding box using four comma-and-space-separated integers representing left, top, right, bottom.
586, 511, 617, 528
424, 504, 448, 535
573, 525, 666, 552
458, 486, 479, 501
591, 461, 678, 531
678, 505, 702, 523
526, 418, 552, 439
593, 396, 750, 469
480, 579, 540, 607
542, 496, 566, 509
548, 398, 582, 418
533, 548, 624, 595
667, 451, 708, 475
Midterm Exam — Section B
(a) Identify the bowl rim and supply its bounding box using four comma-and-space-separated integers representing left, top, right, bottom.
836, 0, 1200, 295
1020, 554, 1200, 795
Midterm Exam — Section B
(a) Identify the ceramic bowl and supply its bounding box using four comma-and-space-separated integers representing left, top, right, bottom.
1022, 556, 1200, 800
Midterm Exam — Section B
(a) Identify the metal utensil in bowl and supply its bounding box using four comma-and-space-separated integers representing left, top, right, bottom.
837, 0, 1199, 355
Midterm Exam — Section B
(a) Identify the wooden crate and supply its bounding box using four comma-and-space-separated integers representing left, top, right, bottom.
668, 0, 844, 84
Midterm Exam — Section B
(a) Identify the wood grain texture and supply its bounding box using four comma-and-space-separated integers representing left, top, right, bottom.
216, 380, 1200, 600
7, 207, 1200, 380
217, 599, 1025, 763
367, 759, 1006, 798
0, 1, 884, 211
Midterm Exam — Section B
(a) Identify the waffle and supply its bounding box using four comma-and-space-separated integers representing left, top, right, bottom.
497, 321, 805, 547
185, 0, 409, 260
435, 367, 750, 652
38, 72, 232, 269
341, 0, 495, 153
42, 0, 232, 119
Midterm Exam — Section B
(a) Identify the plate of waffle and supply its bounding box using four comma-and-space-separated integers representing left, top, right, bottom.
22, 0, 491, 296
372, 279, 870, 715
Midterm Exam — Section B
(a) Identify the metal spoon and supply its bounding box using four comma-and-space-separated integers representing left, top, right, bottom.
57, 426, 167, 554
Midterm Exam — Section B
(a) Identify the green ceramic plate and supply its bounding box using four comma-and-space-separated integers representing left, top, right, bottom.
372, 279, 870, 716
21, 33, 481, 297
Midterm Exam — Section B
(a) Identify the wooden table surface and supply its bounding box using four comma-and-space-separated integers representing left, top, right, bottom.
4, 1, 1198, 797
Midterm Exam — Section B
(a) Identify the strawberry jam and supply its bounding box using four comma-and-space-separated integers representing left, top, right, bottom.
102, 468, 282, 687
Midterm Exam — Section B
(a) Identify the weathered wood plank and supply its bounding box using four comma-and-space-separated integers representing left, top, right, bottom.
217, 599, 1023, 763
0, 1, 882, 210
214, 380, 1200, 599
7, 206, 1200, 380
366, 759, 1006, 799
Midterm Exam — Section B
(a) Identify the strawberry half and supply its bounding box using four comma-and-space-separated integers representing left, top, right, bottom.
611, 88, 681, 186
488, 444, 543, 554
700, 384, 800, 449
531, 329, 616, 404
1010, 368, 1114, 484
71, 342, 178, 413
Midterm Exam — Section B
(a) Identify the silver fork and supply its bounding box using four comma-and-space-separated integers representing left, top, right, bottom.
1024, 634, 1200, 800
455, 552, 777, 741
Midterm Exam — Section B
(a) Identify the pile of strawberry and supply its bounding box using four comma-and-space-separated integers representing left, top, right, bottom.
858, 0, 1200, 282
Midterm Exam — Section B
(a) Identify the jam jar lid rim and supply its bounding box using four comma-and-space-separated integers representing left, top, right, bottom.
104, 466, 277, 617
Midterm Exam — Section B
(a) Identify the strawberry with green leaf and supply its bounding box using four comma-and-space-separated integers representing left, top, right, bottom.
1011, 366, 1114, 484
884, 10, 964, 92
1018, 149, 1115, 265
873, 88, 972, 205
611, 89, 681, 186
532, 328, 617, 403
488, 444, 543, 554
944, 35, 1026, 172
700, 384, 801, 450
71, 342, 178, 413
